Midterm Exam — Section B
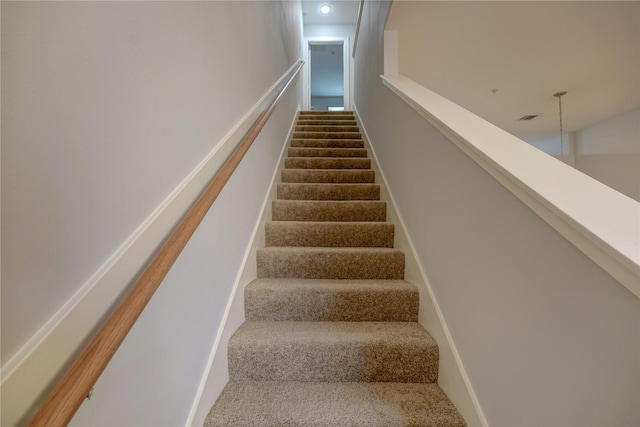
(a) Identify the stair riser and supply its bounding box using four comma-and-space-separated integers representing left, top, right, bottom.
285, 158, 370, 169
229, 327, 437, 383
257, 249, 404, 280
295, 126, 360, 133
206, 382, 466, 427
277, 184, 380, 201
245, 282, 418, 321
265, 222, 394, 247
291, 139, 364, 148
272, 201, 387, 222
288, 148, 368, 158
281, 169, 375, 184
229, 348, 437, 383
293, 132, 362, 140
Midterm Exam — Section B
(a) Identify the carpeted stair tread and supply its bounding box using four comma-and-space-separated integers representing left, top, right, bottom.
296, 115, 356, 121
257, 247, 404, 279
296, 114, 356, 123
281, 169, 375, 183
277, 183, 380, 201
207, 110, 466, 426
265, 221, 393, 247
285, 157, 370, 169
272, 200, 387, 222
293, 131, 362, 140
290, 138, 364, 148
288, 147, 368, 157
245, 278, 418, 321
205, 381, 466, 427
228, 321, 438, 383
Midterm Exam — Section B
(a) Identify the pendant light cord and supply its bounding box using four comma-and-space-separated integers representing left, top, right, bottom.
554, 91, 567, 157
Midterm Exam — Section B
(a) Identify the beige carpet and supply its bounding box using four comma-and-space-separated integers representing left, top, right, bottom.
205, 111, 467, 427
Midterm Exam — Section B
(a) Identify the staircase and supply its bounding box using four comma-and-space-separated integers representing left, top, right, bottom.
205, 111, 466, 426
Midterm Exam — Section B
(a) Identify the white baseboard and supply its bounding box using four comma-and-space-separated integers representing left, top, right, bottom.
185, 105, 301, 427
353, 104, 488, 427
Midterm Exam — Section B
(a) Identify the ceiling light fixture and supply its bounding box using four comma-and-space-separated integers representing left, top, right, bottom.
320, 5, 331, 14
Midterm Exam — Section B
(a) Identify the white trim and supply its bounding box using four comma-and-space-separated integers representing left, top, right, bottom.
304, 37, 350, 111
353, 104, 488, 427
184, 106, 299, 427
381, 74, 640, 299
0, 67, 302, 426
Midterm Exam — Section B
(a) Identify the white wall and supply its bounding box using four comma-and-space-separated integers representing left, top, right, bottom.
310, 44, 344, 97
575, 108, 640, 201
1, 1, 303, 425
354, 1, 640, 427
304, 24, 356, 109
311, 96, 344, 110
525, 109, 640, 202
354, 2, 484, 425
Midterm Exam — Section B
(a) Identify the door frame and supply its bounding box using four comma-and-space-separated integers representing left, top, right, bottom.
303, 37, 350, 111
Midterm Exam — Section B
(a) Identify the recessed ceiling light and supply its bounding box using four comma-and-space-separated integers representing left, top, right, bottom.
320, 5, 331, 14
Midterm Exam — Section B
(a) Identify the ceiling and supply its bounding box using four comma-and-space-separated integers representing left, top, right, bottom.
302, 0, 639, 144
301, 0, 360, 26
386, 1, 640, 143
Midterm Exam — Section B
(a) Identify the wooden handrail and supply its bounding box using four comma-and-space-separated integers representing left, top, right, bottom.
28, 59, 304, 427
352, 0, 364, 59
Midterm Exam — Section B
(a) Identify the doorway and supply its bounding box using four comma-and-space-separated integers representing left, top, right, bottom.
304, 38, 350, 111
